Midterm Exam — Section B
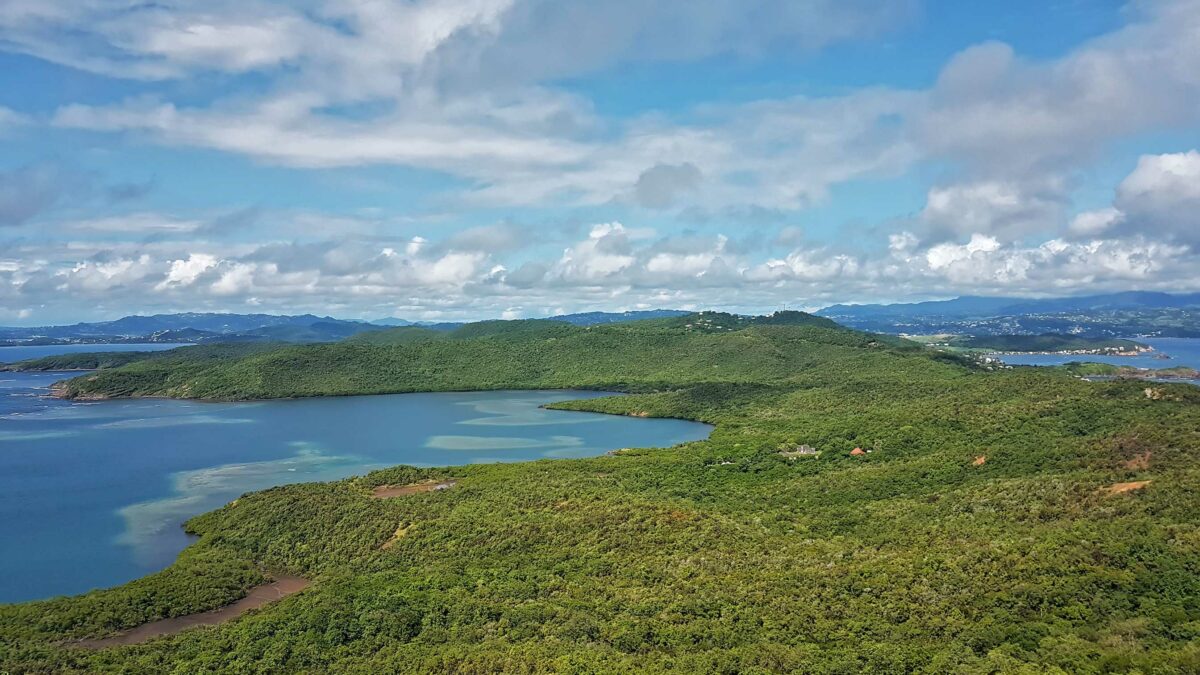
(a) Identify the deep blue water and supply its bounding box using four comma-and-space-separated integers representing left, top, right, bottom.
992, 338, 1200, 370
0, 342, 187, 363
991, 337, 1200, 387
0, 347, 711, 603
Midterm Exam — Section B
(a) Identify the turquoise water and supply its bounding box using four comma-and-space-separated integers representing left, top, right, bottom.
0, 348, 711, 603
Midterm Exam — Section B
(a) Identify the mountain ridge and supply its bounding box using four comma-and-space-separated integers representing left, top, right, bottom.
0, 309, 694, 346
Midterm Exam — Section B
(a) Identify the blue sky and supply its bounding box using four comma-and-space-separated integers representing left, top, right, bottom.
1, 0, 1199, 324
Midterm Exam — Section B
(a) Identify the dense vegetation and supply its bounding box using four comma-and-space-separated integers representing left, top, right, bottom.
2, 312, 1200, 673
1060, 362, 1200, 381
40, 312, 913, 401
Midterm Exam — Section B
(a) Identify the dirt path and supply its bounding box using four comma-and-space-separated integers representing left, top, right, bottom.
77, 576, 310, 648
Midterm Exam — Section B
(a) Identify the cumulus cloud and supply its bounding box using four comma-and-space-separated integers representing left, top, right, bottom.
1114, 150, 1200, 245
1056, 150, 1200, 247
554, 223, 637, 282
157, 254, 219, 289
1069, 207, 1125, 238
2, 213, 1199, 323
3, 1, 1200, 321
917, 2, 1200, 175
916, 178, 1068, 243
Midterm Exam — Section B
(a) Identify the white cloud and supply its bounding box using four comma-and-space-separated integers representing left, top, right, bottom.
129, 15, 313, 72
29, 0, 1200, 219
917, 2, 1200, 175
554, 222, 636, 281
2, 216, 1199, 323
53, 98, 591, 171
925, 234, 1002, 271
1114, 150, 1200, 244
57, 255, 157, 294
66, 213, 205, 233
1053, 150, 1200, 247
211, 262, 257, 296
16, 0, 912, 212
0, 0, 912, 84
158, 254, 218, 289
918, 179, 1066, 242
1069, 207, 1124, 238
4, 1, 1200, 322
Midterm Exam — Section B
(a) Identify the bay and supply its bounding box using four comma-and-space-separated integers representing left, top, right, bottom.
0, 345, 711, 603
0, 342, 187, 363
991, 337, 1200, 370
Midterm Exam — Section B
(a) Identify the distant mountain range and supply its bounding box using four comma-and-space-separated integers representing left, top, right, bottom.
0, 313, 382, 346
816, 291, 1200, 337
0, 309, 693, 346
819, 291, 1200, 321
368, 309, 690, 328
541, 310, 691, 325
5, 295, 1198, 346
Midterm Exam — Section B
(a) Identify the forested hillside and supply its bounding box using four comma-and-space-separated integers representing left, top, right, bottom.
41, 312, 912, 401
2, 312, 1199, 673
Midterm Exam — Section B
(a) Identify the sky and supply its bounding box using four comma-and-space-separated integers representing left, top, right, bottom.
1, 0, 1200, 324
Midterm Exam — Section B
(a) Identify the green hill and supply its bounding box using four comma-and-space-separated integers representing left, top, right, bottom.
2, 312, 1199, 673
46, 312, 917, 401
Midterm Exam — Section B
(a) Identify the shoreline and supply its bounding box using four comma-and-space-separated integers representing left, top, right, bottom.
987, 346, 1156, 357
75, 575, 310, 649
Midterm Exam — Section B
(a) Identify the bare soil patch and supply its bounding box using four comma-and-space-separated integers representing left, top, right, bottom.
1101, 480, 1152, 496
371, 479, 456, 499
77, 576, 310, 648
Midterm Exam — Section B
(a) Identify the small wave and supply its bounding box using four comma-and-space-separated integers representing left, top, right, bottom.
96, 416, 255, 429
0, 430, 78, 442
425, 434, 584, 451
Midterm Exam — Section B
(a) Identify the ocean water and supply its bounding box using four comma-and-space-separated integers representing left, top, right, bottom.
991, 337, 1200, 370
0, 342, 187, 363
0, 347, 711, 603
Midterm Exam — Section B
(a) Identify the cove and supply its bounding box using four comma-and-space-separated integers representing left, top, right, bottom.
0, 370, 711, 603
991, 337, 1200, 370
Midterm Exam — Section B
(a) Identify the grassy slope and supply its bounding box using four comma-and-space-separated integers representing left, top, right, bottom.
2, 313, 1200, 673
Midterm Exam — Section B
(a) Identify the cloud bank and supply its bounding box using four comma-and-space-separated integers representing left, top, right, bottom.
0, 0, 1198, 321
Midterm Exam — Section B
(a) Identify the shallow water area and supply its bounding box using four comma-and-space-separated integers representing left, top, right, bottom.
0, 346, 711, 603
